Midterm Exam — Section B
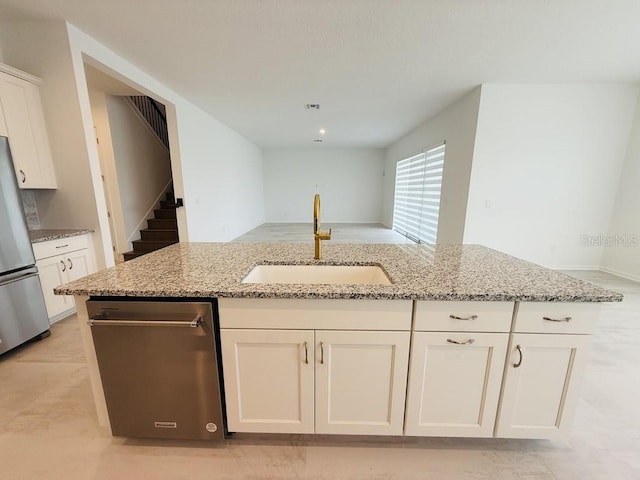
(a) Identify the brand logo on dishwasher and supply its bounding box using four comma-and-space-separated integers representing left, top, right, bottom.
154, 421, 177, 429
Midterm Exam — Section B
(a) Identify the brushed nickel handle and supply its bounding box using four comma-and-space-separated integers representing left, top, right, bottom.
449, 314, 478, 321
19, 169, 26, 183
446, 338, 475, 345
60, 260, 66, 272
543, 316, 572, 323
55, 244, 69, 249
514, 345, 523, 368
320, 341, 324, 364
304, 341, 308, 364
88, 315, 202, 328
67, 259, 73, 270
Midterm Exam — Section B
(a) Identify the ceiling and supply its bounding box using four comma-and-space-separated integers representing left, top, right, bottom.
0, 0, 639, 149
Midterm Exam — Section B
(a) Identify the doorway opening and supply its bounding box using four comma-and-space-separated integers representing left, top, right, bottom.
84, 64, 179, 263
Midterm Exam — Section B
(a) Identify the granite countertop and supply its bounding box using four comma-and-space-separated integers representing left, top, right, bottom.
29, 229, 94, 243
54, 243, 623, 302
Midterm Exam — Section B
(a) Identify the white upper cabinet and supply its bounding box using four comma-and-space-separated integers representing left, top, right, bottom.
0, 65, 57, 189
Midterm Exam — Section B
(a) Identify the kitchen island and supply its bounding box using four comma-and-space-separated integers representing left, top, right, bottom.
56, 242, 622, 441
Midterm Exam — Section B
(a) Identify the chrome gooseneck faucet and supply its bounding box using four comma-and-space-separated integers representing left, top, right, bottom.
313, 194, 331, 260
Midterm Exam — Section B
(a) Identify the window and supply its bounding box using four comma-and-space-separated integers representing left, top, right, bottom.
392, 143, 445, 244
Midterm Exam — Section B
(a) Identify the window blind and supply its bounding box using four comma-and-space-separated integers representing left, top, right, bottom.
392, 143, 445, 244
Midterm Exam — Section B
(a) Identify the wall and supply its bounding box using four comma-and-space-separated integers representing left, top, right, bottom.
263, 148, 384, 223
0, 20, 265, 270
383, 88, 481, 243
464, 84, 638, 269
105, 95, 172, 249
0, 21, 111, 269
66, 23, 265, 244
601, 93, 640, 281
178, 103, 263, 240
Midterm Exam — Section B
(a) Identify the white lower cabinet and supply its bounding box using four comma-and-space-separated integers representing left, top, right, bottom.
495, 333, 592, 439
315, 330, 409, 435
219, 298, 413, 436
405, 332, 508, 437
33, 234, 95, 323
37, 254, 75, 318
219, 299, 600, 440
221, 328, 410, 435
220, 329, 315, 434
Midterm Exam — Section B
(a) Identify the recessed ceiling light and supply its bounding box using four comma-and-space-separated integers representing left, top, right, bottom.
305, 104, 320, 110
319, 128, 326, 135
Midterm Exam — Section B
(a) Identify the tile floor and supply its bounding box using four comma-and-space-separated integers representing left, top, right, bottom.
1, 226, 639, 479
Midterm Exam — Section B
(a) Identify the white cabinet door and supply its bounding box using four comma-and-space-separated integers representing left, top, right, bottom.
315, 330, 410, 435
0, 73, 56, 189
65, 249, 92, 283
36, 254, 72, 320
404, 332, 508, 437
221, 329, 315, 434
495, 333, 592, 439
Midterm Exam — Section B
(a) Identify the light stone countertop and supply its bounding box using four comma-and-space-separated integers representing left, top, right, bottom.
54, 243, 623, 302
29, 228, 94, 243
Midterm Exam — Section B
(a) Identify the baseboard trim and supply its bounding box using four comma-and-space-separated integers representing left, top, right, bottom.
599, 266, 640, 283
551, 265, 601, 271
49, 307, 77, 325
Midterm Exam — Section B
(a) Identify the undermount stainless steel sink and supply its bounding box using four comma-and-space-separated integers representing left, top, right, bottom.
241, 265, 392, 285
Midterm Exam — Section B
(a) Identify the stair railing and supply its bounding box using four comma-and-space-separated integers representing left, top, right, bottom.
128, 96, 170, 150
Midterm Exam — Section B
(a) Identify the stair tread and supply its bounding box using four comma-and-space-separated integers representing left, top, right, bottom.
132, 239, 176, 245
123, 251, 146, 261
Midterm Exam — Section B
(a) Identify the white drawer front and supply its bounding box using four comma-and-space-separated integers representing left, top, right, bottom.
219, 298, 412, 331
514, 302, 601, 334
414, 301, 514, 332
32, 234, 89, 260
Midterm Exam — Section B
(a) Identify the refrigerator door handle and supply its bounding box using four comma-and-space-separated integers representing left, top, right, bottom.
0, 267, 39, 287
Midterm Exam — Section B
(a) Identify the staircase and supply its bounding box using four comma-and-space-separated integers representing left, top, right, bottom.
123, 190, 179, 261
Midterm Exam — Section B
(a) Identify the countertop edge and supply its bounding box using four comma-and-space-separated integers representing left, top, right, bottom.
56, 287, 623, 303
29, 229, 94, 243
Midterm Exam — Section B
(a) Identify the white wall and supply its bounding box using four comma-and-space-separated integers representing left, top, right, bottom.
602, 93, 640, 281
178, 104, 263, 241
0, 21, 112, 269
65, 23, 265, 244
105, 95, 172, 249
464, 84, 638, 269
0, 20, 265, 269
263, 148, 384, 223
383, 88, 481, 243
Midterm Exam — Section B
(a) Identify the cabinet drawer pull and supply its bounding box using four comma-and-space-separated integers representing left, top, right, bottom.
320, 341, 324, 364
446, 338, 475, 345
543, 316, 572, 323
56, 244, 69, 249
60, 260, 66, 272
449, 314, 478, 321
303, 341, 308, 364
514, 345, 523, 368
67, 259, 73, 270
20, 169, 26, 183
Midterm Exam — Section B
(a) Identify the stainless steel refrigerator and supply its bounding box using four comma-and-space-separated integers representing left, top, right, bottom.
0, 135, 50, 355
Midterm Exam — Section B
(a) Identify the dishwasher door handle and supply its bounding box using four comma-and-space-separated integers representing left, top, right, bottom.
88, 315, 202, 328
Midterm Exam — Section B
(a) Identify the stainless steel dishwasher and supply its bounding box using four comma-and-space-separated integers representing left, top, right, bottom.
87, 300, 224, 440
